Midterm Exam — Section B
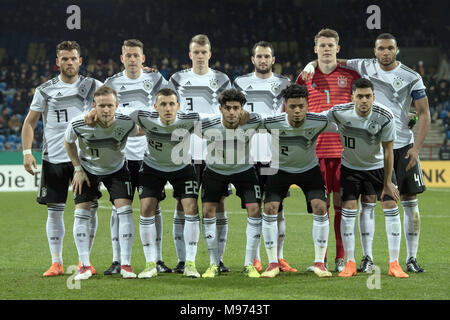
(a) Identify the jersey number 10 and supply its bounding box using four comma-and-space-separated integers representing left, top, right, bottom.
343, 135, 356, 149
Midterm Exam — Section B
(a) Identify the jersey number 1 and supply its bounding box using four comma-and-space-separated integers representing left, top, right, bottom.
324, 90, 330, 104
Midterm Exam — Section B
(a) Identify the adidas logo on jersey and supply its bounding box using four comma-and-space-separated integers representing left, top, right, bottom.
246, 85, 253, 90
120, 85, 126, 91
56, 92, 63, 97
185, 81, 192, 86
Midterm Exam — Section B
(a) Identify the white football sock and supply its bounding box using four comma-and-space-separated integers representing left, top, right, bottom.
245, 216, 262, 267
89, 201, 98, 253
341, 208, 357, 262
202, 217, 219, 266
359, 202, 376, 259
402, 199, 420, 261
262, 213, 278, 264
46, 203, 65, 264
117, 205, 134, 266
216, 211, 228, 262
313, 213, 329, 263
154, 207, 163, 261
384, 207, 401, 263
255, 237, 261, 261
173, 210, 186, 262
110, 205, 121, 263
139, 215, 157, 263
184, 214, 200, 262
277, 209, 286, 260
73, 208, 91, 267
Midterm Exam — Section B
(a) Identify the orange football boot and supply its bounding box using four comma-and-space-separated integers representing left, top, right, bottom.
278, 258, 297, 272
388, 260, 409, 278
43, 262, 64, 277
338, 260, 357, 277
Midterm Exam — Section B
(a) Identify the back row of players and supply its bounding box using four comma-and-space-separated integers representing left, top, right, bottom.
22, 29, 429, 280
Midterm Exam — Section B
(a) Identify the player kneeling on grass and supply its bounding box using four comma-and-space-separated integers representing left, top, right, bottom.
65, 86, 142, 280
324, 78, 408, 278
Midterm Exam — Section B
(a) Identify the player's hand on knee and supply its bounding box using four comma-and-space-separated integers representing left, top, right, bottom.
84, 109, 98, 127
23, 154, 37, 175
72, 171, 90, 196
381, 182, 399, 202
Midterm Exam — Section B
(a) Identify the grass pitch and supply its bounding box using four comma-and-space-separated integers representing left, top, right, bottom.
0, 188, 449, 300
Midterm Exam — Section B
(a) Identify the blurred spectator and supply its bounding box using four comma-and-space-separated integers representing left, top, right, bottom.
439, 139, 450, 160
444, 112, 450, 131
8, 114, 22, 134
0, 0, 446, 150
11, 93, 28, 115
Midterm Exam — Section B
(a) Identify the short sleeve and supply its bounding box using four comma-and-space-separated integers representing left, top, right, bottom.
345, 59, 365, 73
381, 118, 396, 142
64, 121, 77, 143
29, 89, 46, 113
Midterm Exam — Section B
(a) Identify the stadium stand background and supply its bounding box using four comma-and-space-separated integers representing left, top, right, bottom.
0, 0, 448, 158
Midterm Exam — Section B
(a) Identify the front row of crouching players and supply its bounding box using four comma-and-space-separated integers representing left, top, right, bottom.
65, 79, 408, 279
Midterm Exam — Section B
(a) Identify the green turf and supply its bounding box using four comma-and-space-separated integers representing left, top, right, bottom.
0, 188, 449, 300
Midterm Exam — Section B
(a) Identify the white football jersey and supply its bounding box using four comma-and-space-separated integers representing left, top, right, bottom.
65, 113, 138, 175
346, 59, 426, 149
263, 113, 330, 173
201, 113, 261, 175
326, 102, 396, 171
30, 75, 103, 164
169, 68, 232, 160
233, 72, 291, 162
130, 110, 201, 172
104, 70, 170, 161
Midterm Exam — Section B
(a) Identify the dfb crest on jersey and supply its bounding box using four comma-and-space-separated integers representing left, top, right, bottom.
271, 83, 281, 94
143, 80, 153, 91
113, 127, 125, 140
79, 84, 87, 95
337, 76, 348, 88
210, 79, 219, 89
367, 121, 381, 135
393, 77, 403, 89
